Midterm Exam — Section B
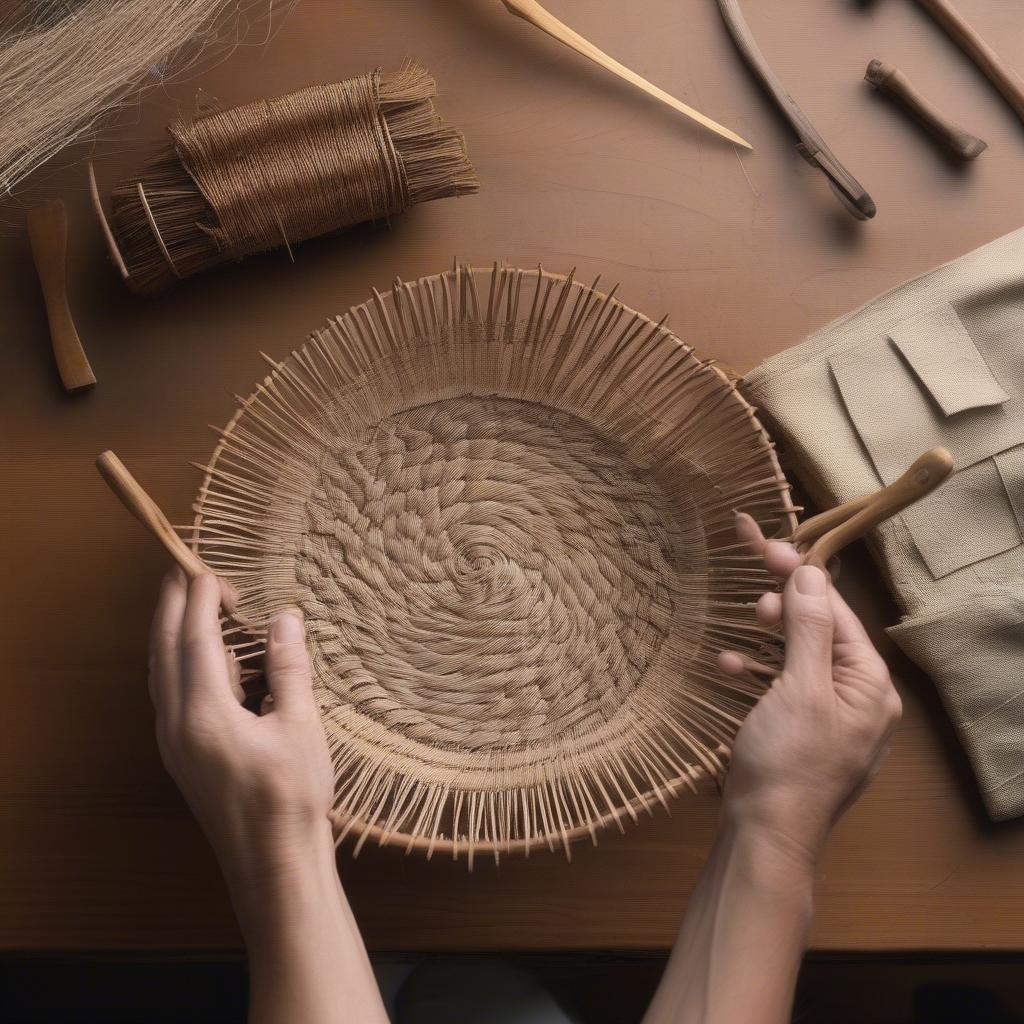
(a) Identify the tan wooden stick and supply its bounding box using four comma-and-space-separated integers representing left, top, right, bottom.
88, 162, 131, 282
865, 59, 987, 160
915, 0, 1024, 124
97, 450, 238, 613
791, 447, 955, 569
26, 200, 96, 394
500, 0, 752, 149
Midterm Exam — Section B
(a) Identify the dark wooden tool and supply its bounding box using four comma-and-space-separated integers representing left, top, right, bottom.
865, 60, 986, 160
915, 0, 1024, 125
97, 450, 239, 614
715, 0, 876, 220
26, 200, 96, 393
789, 447, 955, 569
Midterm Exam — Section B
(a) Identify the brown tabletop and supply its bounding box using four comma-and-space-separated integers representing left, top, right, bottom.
4, 0, 1024, 952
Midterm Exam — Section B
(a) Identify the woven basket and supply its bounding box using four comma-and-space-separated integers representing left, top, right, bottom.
192, 264, 796, 864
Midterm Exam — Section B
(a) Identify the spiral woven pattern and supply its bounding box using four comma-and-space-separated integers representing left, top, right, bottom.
301, 395, 689, 752
192, 264, 796, 863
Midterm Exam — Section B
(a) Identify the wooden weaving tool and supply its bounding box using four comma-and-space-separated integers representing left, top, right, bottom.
96, 450, 239, 615
865, 59, 987, 161
715, 0, 876, 219
499, 0, 751, 149
789, 447, 955, 568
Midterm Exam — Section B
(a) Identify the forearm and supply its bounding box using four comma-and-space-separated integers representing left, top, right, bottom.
226, 823, 388, 1024
642, 818, 814, 1024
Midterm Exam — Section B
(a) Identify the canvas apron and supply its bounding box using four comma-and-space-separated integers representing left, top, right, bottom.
744, 227, 1024, 821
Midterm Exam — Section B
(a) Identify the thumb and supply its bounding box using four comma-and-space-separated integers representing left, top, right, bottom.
781, 565, 834, 689
264, 608, 315, 715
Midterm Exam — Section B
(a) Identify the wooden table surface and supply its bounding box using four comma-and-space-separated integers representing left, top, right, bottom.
4, 0, 1024, 952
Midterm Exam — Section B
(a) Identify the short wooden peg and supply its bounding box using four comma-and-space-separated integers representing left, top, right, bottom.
27, 200, 96, 394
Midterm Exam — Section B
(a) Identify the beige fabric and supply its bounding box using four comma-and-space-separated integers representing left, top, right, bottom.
745, 227, 1024, 820
889, 303, 1009, 416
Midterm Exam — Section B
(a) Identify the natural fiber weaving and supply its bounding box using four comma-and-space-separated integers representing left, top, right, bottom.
0, 0, 291, 195
102, 62, 477, 293
191, 264, 796, 863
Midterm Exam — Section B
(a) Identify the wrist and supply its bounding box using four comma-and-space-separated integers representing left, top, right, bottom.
220, 817, 341, 937
216, 811, 335, 881
721, 785, 833, 868
720, 812, 820, 900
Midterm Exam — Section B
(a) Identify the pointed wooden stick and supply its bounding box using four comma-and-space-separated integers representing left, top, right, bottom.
96, 450, 239, 613
500, 0, 752, 149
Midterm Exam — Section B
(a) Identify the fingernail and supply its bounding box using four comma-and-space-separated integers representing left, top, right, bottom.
272, 608, 304, 642
794, 564, 826, 595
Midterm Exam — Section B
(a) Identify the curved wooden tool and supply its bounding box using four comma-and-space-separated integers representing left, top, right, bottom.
27, 200, 96, 393
866, 59, 987, 160
96, 450, 238, 614
790, 447, 955, 569
500, 0, 752, 149
715, 0, 876, 219
915, 0, 1024, 125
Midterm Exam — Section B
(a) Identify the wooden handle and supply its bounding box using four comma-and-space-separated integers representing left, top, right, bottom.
96, 451, 238, 613
792, 447, 955, 569
26, 200, 96, 394
915, 0, 1024, 123
715, 0, 875, 219
866, 59, 987, 159
499, 0, 752, 149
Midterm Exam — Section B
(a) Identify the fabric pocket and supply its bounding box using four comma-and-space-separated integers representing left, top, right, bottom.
889, 303, 1008, 415
888, 588, 1024, 821
829, 302, 1022, 578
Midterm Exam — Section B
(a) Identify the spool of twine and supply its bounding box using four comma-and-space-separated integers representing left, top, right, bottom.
92, 62, 478, 293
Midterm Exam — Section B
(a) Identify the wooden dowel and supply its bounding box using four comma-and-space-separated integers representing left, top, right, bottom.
26, 200, 96, 394
865, 59, 987, 159
915, 0, 1024, 124
88, 162, 130, 282
499, 0, 752, 150
96, 450, 238, 613
792, 447, 954, 569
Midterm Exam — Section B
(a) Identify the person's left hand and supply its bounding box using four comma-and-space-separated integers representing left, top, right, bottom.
149, 569, 333, 888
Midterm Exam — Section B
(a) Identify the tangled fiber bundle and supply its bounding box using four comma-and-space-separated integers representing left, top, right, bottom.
0, 0, 285, 195
100, 62, 478, 293
191, 264, 796, 864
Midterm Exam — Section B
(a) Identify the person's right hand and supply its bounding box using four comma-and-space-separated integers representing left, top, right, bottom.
717, 513, 902, 868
